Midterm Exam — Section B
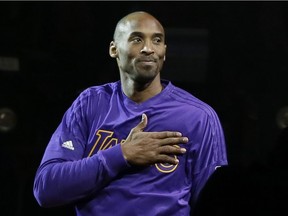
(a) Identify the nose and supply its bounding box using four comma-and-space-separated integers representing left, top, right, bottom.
140, 41, 154, 54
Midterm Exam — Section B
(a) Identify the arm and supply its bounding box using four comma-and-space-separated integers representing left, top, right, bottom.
189, 108, 228, 213
33, 143, 128, 207
33, 90, 126, 207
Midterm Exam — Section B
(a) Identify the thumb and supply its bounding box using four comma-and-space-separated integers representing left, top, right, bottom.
125, 114, 148, 143
133, 113, 148, 132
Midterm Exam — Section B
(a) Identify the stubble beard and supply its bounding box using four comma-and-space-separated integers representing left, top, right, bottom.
133, 60, 163, 83
132, 67, 159, 87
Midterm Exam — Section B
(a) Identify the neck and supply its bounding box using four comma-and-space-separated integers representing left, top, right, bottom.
121, 75, 163, 103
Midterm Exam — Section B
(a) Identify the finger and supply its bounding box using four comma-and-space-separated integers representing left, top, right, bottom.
149, 131, 184, 139
133, 113, 148, 133
162, 137, 189, 145
152, 137, 188, 147
159, 145, 187, 154
157, 155, 179, 165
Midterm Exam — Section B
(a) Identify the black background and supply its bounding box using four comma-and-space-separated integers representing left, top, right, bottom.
1, 1, 288, 215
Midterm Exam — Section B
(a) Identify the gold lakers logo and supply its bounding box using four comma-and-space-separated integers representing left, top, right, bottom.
89, 129, 178, 173
155, 156, 179, 173
88, 130, 122, 157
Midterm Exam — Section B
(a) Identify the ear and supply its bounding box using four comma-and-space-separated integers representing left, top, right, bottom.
163, 44, 167, 61
109, 41, 118, 58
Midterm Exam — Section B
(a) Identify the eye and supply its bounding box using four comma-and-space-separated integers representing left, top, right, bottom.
132, 37, 142, 43
153, 37, 163, 44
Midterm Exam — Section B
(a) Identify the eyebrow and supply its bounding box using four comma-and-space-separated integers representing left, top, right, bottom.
129, 31, 164, 38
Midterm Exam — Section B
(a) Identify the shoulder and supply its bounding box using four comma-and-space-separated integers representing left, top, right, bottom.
68, 81, 120, 113
167, 82, 217, 117
81, 81, 119, 96
76, 81, 120, 101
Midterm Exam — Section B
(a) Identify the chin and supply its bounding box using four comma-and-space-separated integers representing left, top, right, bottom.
135, 72, 158, 83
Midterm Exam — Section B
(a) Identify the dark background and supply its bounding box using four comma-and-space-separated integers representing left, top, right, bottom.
1, 1, 288, 215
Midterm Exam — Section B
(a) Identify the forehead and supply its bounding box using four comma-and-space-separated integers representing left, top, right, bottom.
116, 14, 165, 38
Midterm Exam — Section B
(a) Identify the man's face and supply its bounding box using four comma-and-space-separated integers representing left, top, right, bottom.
113, 14, 166, 83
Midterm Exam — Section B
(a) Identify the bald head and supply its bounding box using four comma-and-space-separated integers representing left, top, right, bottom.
109, 10, 167, 98
113, 11, 165, 43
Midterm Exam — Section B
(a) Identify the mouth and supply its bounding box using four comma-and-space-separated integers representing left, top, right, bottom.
138, 57, 157, 63
138, 61, 156, 67
137, 58, 157, 67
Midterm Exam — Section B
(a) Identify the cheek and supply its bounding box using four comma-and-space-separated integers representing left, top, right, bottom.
157, 49, 166, 60
117, 52, 134, 70
117, 49, 128, 62
118, 47, 135, 61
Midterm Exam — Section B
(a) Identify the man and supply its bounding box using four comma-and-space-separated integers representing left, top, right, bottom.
33, 11, 228, 215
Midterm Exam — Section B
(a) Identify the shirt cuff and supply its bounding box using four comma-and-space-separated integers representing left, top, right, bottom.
99, 144, 131, 177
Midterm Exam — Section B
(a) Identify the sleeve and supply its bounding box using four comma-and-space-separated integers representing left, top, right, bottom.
189, 107, 228, 209
33, 89, 130, 207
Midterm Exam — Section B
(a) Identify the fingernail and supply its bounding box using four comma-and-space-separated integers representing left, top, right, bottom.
181, 148, 186, 153
183, 137, 188, 142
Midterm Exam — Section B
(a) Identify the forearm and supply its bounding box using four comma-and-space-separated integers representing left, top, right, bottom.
33, 144, 129, 207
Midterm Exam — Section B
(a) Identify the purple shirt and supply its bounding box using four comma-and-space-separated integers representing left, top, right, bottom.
33, 80, 228, 215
